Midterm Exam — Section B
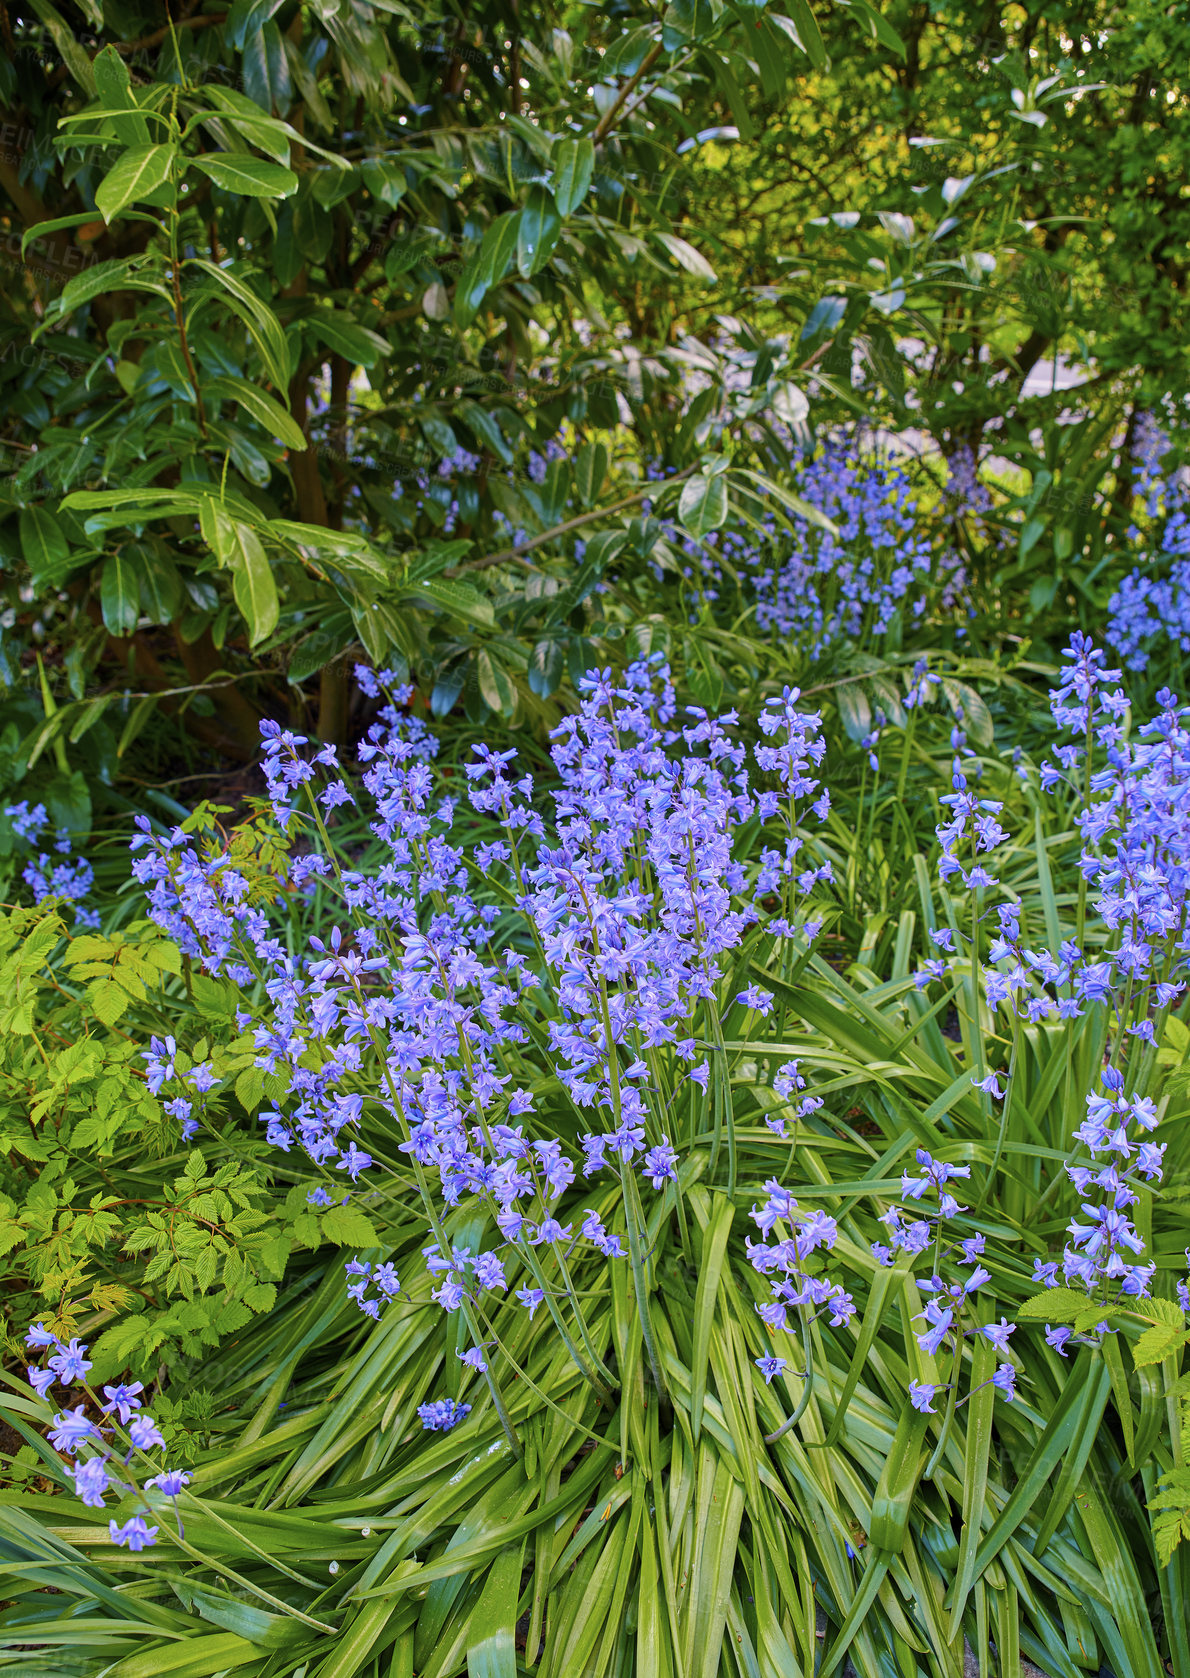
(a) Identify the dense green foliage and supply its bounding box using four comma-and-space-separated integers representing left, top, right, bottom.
1, 1, 1190, 1675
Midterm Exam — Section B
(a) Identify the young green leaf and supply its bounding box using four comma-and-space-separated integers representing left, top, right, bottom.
95, 144, 175, 222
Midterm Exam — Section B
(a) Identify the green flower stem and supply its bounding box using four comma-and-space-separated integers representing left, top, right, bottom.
975, 1008, 1020, 1214
895, 709, 918, 806
619, 1162, 670, 1407
472, 1301, 619, 1451
165, 1524, 339, 1634
554, 1242, 619, 1391
518, 1239, 614, 1401
763, 1308, 815, 1443
925, 1335, 964, 1482
365, 1024, 522, 1459
289, 773, 523, 1455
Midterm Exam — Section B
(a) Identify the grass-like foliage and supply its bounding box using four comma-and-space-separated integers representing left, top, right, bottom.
2, 638, 1188, 1678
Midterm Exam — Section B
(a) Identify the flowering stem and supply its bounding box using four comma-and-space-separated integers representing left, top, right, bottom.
709, 1010, 736, 1196
620, 1165, 670, 1406
471, 1301, 618, 1450
1075, 709, 1093, 949
968, 884, 987, 1098
924, 1337, 963, 1481
159, 1520, 338, 1633
589, 952, 670, 1405
553, 1243, 619, 1391
975, 1009, 1019, 1214
518, 1240, 614, 1401
365, 1025, 523, 1459
763, 1308, 814, 1442
896, 710, 917, 805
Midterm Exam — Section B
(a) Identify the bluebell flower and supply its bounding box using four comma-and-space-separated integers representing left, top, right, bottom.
418, 1398, 471, 1432
991, 1363, 1017, 1401
49, 1339, 92, 1385
128, 1415, 165, 1452
74, 1456, 112, 1508
100, 1382, 144, 1424
48, 1408, 100, 1454
109, 1516, 158, 1550
146, 1469, 191, 1497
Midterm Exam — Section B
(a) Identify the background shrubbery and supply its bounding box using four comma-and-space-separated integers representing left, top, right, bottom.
1, 2, 1190, 1676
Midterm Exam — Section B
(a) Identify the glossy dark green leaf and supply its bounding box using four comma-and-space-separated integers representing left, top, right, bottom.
575, 441, 608, 506
551, 138, 595, 216
677, 474, 728, 537
516, 188, 562, 279
100, 550, 140, 636
241, 20, 292, 116
190, 153, 298, 199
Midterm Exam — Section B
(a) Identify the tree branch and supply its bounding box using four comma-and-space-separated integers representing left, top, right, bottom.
457, 465, 698, 572
592, 43, 664, 146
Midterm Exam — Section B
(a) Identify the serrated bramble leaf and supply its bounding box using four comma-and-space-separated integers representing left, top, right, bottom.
1133, 1324, 1188, 1369
321, 1205, 381, 1246
1016, 1288, 1088, 1322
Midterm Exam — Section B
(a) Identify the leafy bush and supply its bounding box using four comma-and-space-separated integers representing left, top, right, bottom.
0, 871, 376, 1385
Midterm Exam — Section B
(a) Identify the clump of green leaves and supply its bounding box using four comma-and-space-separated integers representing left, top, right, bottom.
0, 897, 359, 1381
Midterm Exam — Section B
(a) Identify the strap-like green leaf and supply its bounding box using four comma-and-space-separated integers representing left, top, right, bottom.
205, 375, 307, 450
100, 550, 140, 636
971, 1355, 1111, 1578
465, 1544, 524, 1678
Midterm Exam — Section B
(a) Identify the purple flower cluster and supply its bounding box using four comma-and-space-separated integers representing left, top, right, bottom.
128, 659, 837, 1417
140, 1033, 223, 1141
25, 1322, 189, 1550
944, 444, 993, 528
921, 631, 1187, 1339
1106, 417, 1190, 671
418, 1397, 472, 1431
4, 801, 98, 928
744, 444, 968, 656
992, 637, 1189, 1042
872, 1150, 1018, 1415
747, 1180, 854, 1335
